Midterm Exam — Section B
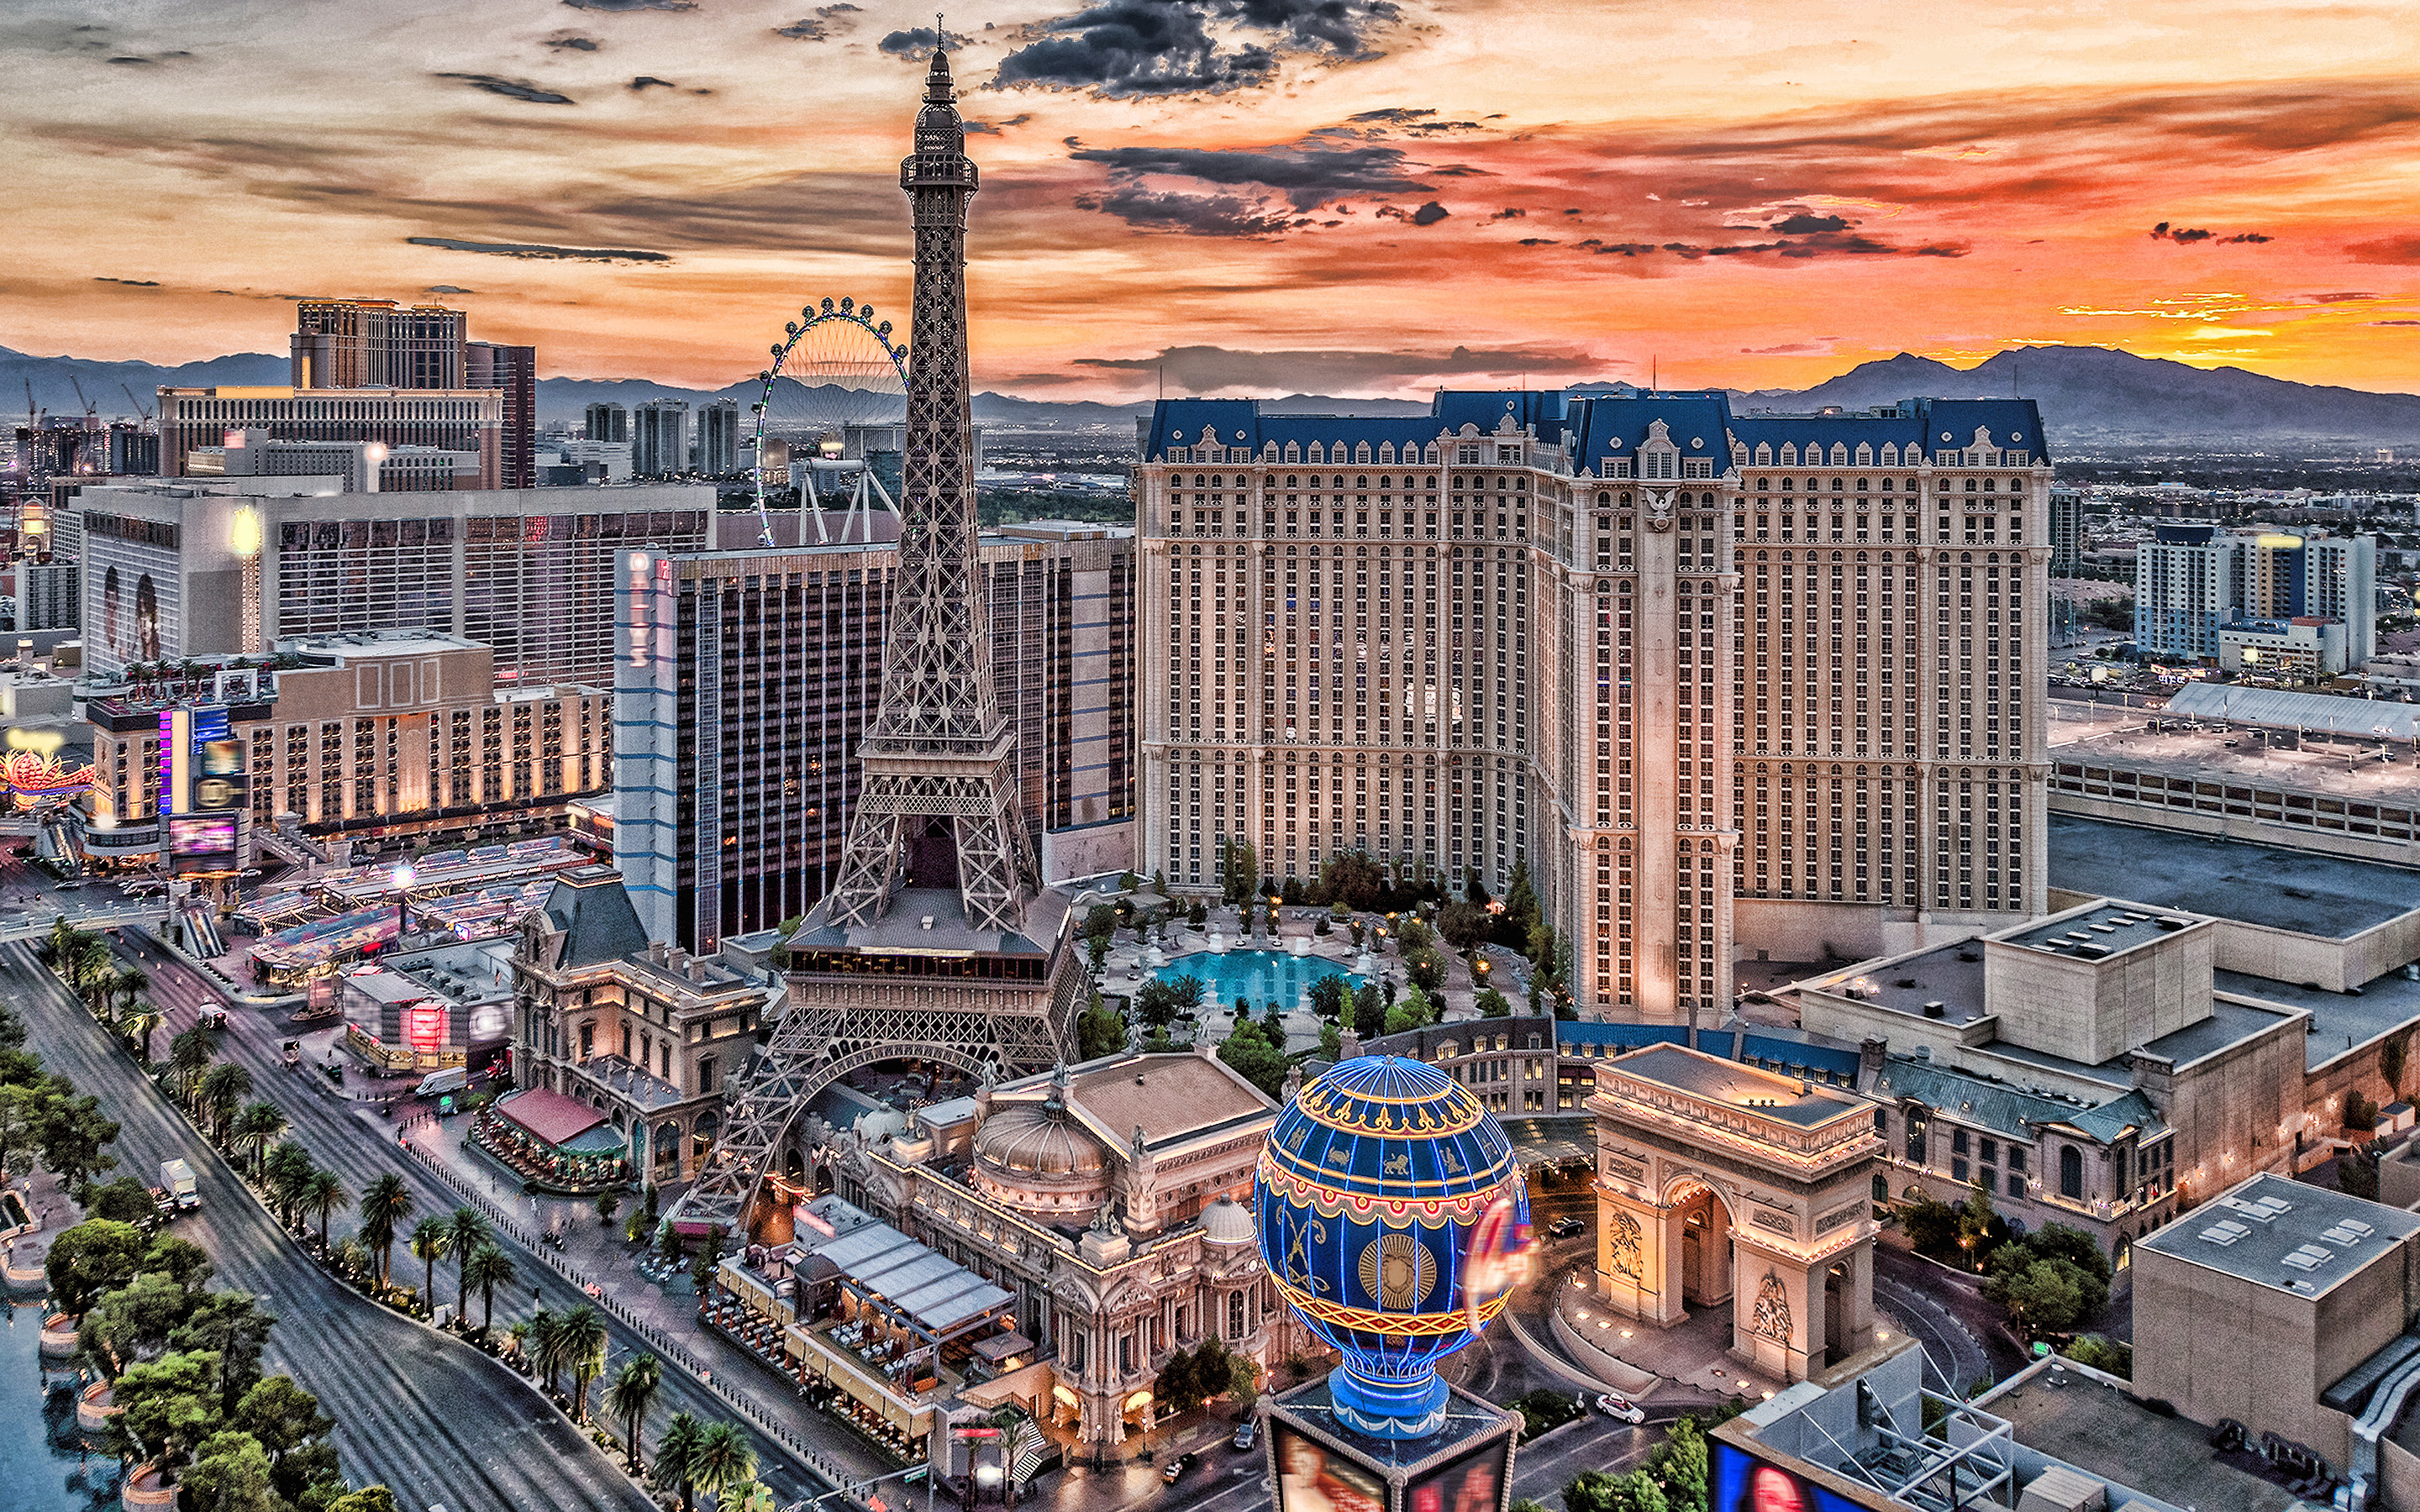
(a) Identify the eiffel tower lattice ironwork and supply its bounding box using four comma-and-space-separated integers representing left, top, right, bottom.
671, 45, 1077, 1236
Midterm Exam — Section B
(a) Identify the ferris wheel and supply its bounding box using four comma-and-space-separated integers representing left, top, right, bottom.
749, 297, 911, 546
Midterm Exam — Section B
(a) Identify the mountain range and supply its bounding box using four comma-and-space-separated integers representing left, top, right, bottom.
5, 343, 2415, 447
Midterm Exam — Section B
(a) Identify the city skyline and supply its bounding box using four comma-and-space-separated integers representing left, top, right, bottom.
7, 0, 2417, 399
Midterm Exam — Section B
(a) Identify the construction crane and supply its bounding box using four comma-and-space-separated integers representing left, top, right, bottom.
119, 383, 153, 422
68, 375, 97, 419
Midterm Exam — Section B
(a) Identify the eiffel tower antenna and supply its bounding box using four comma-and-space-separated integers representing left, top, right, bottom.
820, 40, 1034, 934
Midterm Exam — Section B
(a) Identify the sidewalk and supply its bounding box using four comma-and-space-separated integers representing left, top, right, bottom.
400, 1107, 899, 1489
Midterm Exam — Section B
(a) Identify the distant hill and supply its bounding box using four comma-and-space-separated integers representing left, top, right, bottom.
8, 340, 2417, 446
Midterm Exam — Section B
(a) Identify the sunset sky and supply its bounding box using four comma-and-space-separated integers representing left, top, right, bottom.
8, 0, 2418, 400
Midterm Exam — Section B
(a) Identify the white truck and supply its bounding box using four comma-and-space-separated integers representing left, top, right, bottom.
159, 1158, 199, 1212
416, 1067, 468, 1099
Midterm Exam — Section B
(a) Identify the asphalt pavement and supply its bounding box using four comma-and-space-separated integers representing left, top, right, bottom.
108, 930, 848, 1512
0, 939, 654, 1512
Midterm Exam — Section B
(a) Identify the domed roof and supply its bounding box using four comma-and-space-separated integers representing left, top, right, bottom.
1201, 1196, 1255, 1247
975, 1098, 1110, 1177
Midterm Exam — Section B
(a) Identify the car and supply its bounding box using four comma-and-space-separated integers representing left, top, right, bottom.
197, 1007, 229, 1031
1548, 1216, 1586, 1240
1232, 1420, 1257, 1451
1593, 1394, 1645, 1424
1161, 1452, 1197, 1484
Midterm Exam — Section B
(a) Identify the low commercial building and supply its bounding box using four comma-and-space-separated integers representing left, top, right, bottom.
76, 632, 610, 866
2221, 615, 2349, 679
184, 430, 483, 494
157, 385, 503, 489
339, 936, 514, 1074
509, 865, 776, 1182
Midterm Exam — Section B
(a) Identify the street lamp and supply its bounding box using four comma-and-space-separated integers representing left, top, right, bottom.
392, 858, 415, 943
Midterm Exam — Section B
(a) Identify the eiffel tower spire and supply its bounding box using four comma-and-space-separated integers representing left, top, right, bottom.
822, 43, 1034, 935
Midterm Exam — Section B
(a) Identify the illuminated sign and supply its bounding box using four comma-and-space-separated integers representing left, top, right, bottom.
1402, 1438, 1510, 1512
404, 1004, 450, 1054
168, 814, 239, 875
1273, 1427, 1385, 1512
1710, 1441, 1878, 1512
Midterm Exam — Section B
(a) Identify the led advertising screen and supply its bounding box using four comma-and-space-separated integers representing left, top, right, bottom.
1710, 1441, 1882, 1512
1273, 1425, 1386, 1512
168, 814, 240, 875
1402, 1438, 1510, 1512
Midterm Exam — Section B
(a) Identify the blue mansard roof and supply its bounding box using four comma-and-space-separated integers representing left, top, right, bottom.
1139, 391, 2049, 468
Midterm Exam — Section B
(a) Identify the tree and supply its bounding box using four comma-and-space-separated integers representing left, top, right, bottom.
1307, 974, 1349, 1022
1438, 901, 1491, 954
1155, 1347, 1202, 1413
560, 1305, 608, 1420
446, 1207, 492, 1321
655, 1413, 708, 1512
113, 1349, 222, 1482
36, 1084, 119, 1192
168, 1030, 214, 1109
87, 1175, 158, 1226
182, 1429, 280, 1512
1475, 987, 1513, 1018
1318, 850, 1384, 911
596, 1190, 622, 1227
1191, 1337, 1235, 1398
1218, 1024, 1289, 1100
198, 1061, 253, 1146
1565, 1469, 1666, 1512
123, 1001, 165, 1063
329, 1489, 400, 1512
1512, 1389, 1580, 1441
1986, 1257, 2089, 1335
1082, 903, 1120, 942
2064, 1335, 2133, 1378
606, 1356, 663, 1473
1500, 858, 1539, 943
0, 1083, 38, 1179
357, 1173, 413, 1290
1076, 995, 1128, 1060
2341, 1145, 2383, 1200
692, 1420, 759, 1505
1354, 982, 1386, 1038
143, 1233, 214, 1289
1896, 1193, 1960, 1261
2386, 1032, 2412, 1100
1955, 1182, 2006, 1268
1136, 974, 1203, 1031
301, 1169, 347, 1253
83, 1268, 200, 1378
48, 1218, 148, 1314
1220, 839, 1260, 906
408, 1217, 452, 1310
1404, 944, 1445, 994
233, 1374, 333, 1466
264, 1142, 316, 1229
233, 1100, 288, 1184
171, 1290, 275, 1407
531, 1307, 567, 1394
463, 1243, 516, 1331
1646, 1416, 1708, 1511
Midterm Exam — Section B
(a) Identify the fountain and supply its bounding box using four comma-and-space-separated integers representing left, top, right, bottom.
1289, 936, 1308, 957
1207, 932, 1228, 953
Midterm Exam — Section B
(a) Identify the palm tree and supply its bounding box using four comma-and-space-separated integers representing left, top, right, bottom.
691, 1421, 757, 1508
408, 1216, 452, 1313
73, 939, 118, 1021
197, 1061, 252, 1145
508, 1318, 534, 1370
167, 1031, 213, 1109
301, 1168, 347, 1252
463, 1242, 516, 1331
121, 1001, 164, 1063
560, 1305, 608, 1420
45, 914, 87, 973
446, 1206, 491, 1320
530, 1306, 566, 1394
654, 1413, 707, 1512
604, 1357, 662, 1473
357, 1173, 413, 1290
111, 964, 150, 1025
232, 1100, 287, 1183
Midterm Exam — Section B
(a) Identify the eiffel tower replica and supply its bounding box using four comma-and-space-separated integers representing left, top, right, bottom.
676, 46, 1082, 1236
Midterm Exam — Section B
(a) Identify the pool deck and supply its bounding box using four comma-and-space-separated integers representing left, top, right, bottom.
1091, 900, 1479, 1053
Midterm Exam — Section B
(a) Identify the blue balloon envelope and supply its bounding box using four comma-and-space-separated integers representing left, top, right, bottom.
1255, 1054, 1530, 1438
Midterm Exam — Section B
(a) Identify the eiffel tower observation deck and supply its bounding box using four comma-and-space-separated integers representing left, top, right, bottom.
675, 46, 1082, 1236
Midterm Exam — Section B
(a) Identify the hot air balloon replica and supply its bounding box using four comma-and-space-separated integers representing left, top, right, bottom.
1255, 1054, 1534, 1441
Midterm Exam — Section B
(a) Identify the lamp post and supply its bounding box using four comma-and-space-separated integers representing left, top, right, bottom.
392, 858, 415, 944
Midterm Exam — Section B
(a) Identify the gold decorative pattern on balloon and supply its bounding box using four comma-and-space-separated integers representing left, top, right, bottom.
1273, 1276, 1507, 1337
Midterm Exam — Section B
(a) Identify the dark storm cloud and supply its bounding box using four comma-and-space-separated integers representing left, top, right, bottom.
879, 28, 973, 56
1486, 208, 1524, 221
1074, 343, 1599, 391
545, 34, 601, 50
562, 0, 696, 11
2306, 291, 2380, 302
1349, 108, 1434, 123
962, 113, 1034, 136
1516, 237, 1557, 245
1772, 213, 1852, 234
2349, 235, 2420, 265
1375, 201, 1448, 225
1574, 231, 1967, 263
424, 285, 474, 294
1070, 140, 1433, 209
629, 76, 676, 90
2370, 319, 2420, 327
1071, 186, 1308, 237
95, 276, 160, 286
2150, 221, 2271, 244
775, 5, 861, 41
407, 236, 668, 262
436, 74, 576, 105
993, 0, 1396, 99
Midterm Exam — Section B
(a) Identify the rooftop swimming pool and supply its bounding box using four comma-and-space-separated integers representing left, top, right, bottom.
1150, 948, 1363, 1011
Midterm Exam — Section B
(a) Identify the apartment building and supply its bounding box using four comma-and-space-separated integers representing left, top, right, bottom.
2135, 524, 2377, 667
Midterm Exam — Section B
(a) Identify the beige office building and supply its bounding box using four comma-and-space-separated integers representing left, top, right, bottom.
1133, 391, 2051, 1026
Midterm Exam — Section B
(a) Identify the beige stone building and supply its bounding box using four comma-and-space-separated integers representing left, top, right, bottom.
81, 632, 609, 859
510, 865, 776, 1181
815, 1046, 1316, 1458
1134, 391, 2050, 1027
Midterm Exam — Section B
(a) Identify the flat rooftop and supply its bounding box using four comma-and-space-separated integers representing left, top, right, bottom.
2002, 901, 2199, 960
2049, 813, 2420, 937
2053, 714, 2420, 805
1987, 1368, 2298, 1512
1974, 996, 2296, 1085
2216, 969, 2420, 1068
1815, 941, 1990, 1024
1602, 1044, 1866, 1129
2135, 1172, 2420, 1298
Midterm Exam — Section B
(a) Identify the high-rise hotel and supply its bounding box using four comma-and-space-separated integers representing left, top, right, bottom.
1134, 389, 2051, 1025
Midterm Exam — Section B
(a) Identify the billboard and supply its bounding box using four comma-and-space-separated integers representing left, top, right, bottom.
1273, 1426, 1386, 1512
403, 1003, 450, 1055
1402, 1438, 1510, 1512
168, 814, 240, 875
1710, 1441, 1880, 1512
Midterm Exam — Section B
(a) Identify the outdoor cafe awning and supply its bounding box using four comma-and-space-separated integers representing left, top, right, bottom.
810, 1219, 1014, 1343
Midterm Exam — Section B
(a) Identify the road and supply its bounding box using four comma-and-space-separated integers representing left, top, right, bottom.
1870, 1245, 1997, 1397
1, 939, 654, 1512
109, 929, 842, 1512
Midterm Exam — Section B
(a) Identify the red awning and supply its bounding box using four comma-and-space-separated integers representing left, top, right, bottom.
497, 1086, 608, 1147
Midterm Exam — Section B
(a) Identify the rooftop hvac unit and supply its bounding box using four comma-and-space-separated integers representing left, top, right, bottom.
2016, 1463, 2107, 1512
